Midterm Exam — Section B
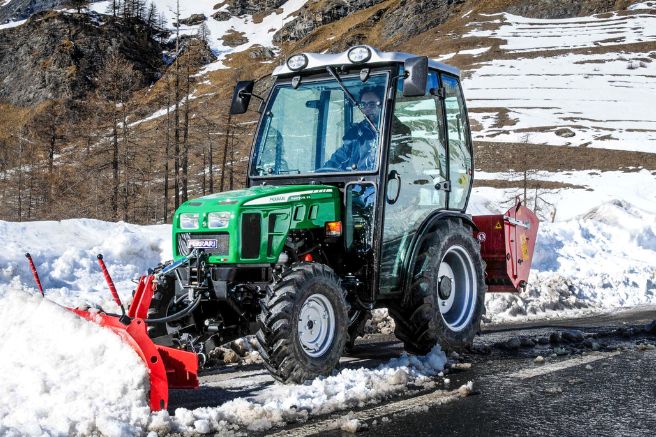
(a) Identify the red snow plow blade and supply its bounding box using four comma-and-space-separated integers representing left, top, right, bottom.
69, 305, 199, 411
472, 201, 539, 293
25, 253, 199, 411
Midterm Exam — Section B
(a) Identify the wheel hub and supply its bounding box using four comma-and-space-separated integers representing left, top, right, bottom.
297, 294, 336, 358
436, 245, 478, 332
438, 275, 452, 300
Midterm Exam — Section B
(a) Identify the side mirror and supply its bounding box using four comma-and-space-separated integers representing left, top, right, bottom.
229, 80, 255, 115
402, 56, 428, 97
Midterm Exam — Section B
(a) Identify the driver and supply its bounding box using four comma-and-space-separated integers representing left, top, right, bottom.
324, 87, 384, 171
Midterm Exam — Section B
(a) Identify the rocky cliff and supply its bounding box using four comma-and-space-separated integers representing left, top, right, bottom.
0, 10, 163, 105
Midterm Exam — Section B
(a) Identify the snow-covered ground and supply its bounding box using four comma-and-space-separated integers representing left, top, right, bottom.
462, 6, 656, 151
0, 219, 171, 312
0, 291, 151, 436
0, 285, 461, 435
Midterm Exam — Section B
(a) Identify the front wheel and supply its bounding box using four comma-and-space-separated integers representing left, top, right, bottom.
256, 263, 349, 384
392, 219, 486, 354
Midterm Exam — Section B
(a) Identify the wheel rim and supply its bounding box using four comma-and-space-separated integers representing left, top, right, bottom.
437, 245, 477, 332
298, 294, 336, 357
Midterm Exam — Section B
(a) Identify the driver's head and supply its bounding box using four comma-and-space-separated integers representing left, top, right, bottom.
359, 87, 383, 124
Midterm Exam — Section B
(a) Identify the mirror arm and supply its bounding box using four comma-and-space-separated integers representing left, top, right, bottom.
239, 91, 264, 102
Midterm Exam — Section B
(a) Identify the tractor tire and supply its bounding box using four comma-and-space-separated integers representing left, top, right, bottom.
256, 262, 350, 384
391, 219, 486, 354
145, 276, 177, 339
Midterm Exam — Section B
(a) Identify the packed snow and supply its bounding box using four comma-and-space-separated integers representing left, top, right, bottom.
0, 290, 151, 436
0, 219, 171, 312
0, 286, 453, 435
149, 345, 449, 434
462, 7, 656, 151
469, 193, 656, 322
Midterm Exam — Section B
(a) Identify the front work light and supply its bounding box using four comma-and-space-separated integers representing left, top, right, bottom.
287, 54, 308, 71
325, 221, 342, 237
348, 46, 371, 64
208, 212, 231, 229
180, 213, 199, 230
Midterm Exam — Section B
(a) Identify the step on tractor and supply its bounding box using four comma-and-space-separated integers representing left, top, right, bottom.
27, 46, 538, 410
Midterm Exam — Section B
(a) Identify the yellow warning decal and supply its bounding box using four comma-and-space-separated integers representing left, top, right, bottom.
520, 235, 529, 260
495, 221, 502, 230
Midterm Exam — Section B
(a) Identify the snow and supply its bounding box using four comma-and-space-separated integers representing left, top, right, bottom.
0, 219, 171, 312
0, 280, 449, 436
0, 290, 151, 436
472, 169, 656, 220
469, 194, 656, 323
149, 345, 448, 434
462, 9, 656, 152
0, 18, 26, 29
627, 2, 656, 11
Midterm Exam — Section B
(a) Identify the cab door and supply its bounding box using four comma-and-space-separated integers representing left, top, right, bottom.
379, 70, 448, 294
441, 74, 473, 210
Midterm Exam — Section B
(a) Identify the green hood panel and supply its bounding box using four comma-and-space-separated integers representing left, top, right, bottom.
173, 185, 341, 264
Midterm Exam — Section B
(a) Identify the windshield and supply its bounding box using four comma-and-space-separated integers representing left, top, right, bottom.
251, 73, 388, 176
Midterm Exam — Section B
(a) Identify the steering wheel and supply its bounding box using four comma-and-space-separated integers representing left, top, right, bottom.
315, 166, 342, 173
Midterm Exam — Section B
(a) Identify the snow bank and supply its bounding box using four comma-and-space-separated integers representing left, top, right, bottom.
0, 219, 171, 311
483, 199, 656, 322
150, 345, 447, 434
0, 290, 150, 436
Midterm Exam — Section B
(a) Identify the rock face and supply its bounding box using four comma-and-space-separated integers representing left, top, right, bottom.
381, 0, 464, 39
177, 13, 207, 26
0, 11, 163, 105
225, 0, 288, 16
274, 0, 464, 43
274, 0, 387, 43
0, 0, 67, 24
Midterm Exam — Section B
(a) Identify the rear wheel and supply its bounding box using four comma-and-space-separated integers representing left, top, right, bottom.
392, 219, 486, 354
256, 263, 349, 383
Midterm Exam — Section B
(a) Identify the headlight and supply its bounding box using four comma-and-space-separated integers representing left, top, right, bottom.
179, 213, 199, 230
348, 46, 371, 63
208, 212, 231, 229
287, 54, 308, 71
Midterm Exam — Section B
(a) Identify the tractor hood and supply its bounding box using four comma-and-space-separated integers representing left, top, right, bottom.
172, 185, 341, 264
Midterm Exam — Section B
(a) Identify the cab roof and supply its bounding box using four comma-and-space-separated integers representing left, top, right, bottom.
272, 45, 461, 78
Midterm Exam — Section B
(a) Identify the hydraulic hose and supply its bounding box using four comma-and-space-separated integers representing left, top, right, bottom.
144, 294, 202, 324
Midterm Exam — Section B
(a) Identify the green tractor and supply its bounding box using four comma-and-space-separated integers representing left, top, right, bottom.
146, 46, 538, 383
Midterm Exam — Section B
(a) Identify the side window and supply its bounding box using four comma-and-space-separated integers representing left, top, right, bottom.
442, 75, 472, 210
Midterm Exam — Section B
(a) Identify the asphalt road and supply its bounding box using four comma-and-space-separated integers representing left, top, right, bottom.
169, 307, 656, 436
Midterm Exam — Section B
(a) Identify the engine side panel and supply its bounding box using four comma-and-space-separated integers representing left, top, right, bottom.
173, 185, 341, 264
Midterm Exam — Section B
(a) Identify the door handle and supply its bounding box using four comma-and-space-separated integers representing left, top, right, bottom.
387, 170, 401, 204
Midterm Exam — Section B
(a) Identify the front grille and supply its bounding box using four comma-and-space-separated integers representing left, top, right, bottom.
177, 232, 230, 256
241, 213, 261, 259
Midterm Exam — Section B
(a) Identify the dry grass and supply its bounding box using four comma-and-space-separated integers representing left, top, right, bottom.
475, 141, 656, 173
474, 179, 587, 190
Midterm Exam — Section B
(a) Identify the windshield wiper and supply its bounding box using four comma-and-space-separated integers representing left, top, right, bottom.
325, 66, 379, 134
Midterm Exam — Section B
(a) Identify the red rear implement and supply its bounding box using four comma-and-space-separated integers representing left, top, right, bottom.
473, 202, 539, 292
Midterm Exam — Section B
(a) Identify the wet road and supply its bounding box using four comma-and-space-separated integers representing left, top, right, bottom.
170, 307, 656, 436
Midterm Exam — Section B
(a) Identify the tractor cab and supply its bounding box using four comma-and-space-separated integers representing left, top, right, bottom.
230, 46, 475, 301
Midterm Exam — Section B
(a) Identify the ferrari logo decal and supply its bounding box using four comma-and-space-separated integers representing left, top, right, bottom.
495, 221, 502, 230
